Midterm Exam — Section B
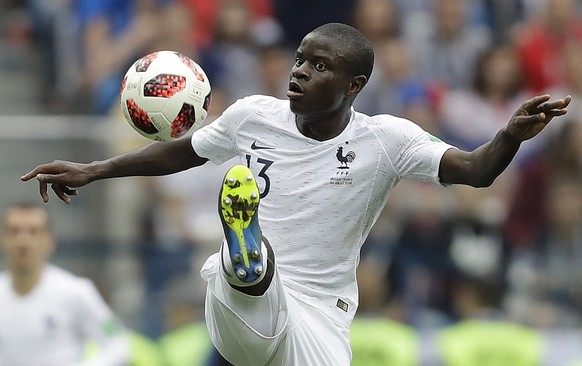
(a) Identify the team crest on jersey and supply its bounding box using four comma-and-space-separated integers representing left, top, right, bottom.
336, 145, 356, 169
330, 142, 355, 185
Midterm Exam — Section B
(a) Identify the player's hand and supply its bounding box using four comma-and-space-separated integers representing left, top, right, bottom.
21, 161, 93, 204
506, 94, 571, 142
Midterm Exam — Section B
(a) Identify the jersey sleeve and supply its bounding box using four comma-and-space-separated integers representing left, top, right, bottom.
72, 279, 131, 366
375, 116, 456, 185
191, 97, 256, 165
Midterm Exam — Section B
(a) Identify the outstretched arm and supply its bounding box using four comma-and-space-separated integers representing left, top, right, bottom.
439, 94, 571, 187
21, 137, 208, 204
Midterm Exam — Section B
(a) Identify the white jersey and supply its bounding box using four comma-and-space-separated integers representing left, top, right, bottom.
0, 265, 130, 366
192, 95, 453, 326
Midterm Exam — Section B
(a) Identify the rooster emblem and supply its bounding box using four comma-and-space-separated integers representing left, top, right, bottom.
336, 146, 356, 169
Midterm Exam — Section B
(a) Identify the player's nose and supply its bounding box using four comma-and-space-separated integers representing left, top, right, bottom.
291, 63, 310, 81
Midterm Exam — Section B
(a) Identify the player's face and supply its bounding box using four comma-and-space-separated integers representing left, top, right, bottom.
288, 33, 353, 116
1, 208, 54, 274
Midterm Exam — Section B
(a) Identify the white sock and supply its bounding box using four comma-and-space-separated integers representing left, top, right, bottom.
220, 239, 268, 287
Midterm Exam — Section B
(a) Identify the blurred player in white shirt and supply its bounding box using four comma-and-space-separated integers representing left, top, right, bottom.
0, 202, 131, 366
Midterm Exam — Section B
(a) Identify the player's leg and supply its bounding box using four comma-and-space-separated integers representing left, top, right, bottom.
200, 164, 287, 365
202, 262, 352, 366
205, 165, 351, 365
218, 164, 274, 295
202, 255, 289, 365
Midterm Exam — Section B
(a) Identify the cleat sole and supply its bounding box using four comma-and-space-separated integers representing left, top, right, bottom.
219, 165, 263, 282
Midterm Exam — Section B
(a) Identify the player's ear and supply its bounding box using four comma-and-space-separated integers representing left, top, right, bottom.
346, 75, 367, 96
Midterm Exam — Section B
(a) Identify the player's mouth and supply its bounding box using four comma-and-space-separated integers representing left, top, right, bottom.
287, 81, 304, 99
16, 247, 30, 260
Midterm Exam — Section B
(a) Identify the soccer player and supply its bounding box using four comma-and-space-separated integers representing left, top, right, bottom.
0, 202, 131, 365
21, 23, 570, 366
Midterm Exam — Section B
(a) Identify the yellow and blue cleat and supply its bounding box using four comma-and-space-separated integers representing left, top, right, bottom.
219, 165, 263, 282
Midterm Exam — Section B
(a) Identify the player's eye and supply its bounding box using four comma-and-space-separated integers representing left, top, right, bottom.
294, 58, 304, 67
314, 62, 327, 72
4, 227, 17, 237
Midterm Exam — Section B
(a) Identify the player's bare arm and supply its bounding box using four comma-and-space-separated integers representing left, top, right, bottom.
439, 94, 571, 187
21, 137, 207, 204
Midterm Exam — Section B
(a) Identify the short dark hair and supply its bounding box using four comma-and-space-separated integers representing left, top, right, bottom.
310, 23, 374, 80
3, 202, 47, 213
2, 202, 52, 229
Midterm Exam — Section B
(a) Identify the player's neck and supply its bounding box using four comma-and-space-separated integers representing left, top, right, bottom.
295, 109, 352, 141
11, 267, 44, 295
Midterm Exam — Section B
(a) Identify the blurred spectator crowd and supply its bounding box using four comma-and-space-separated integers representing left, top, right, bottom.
2, 0, 582, 348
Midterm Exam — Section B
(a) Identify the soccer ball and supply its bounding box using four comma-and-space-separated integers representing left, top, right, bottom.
120, 51, 211, 141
